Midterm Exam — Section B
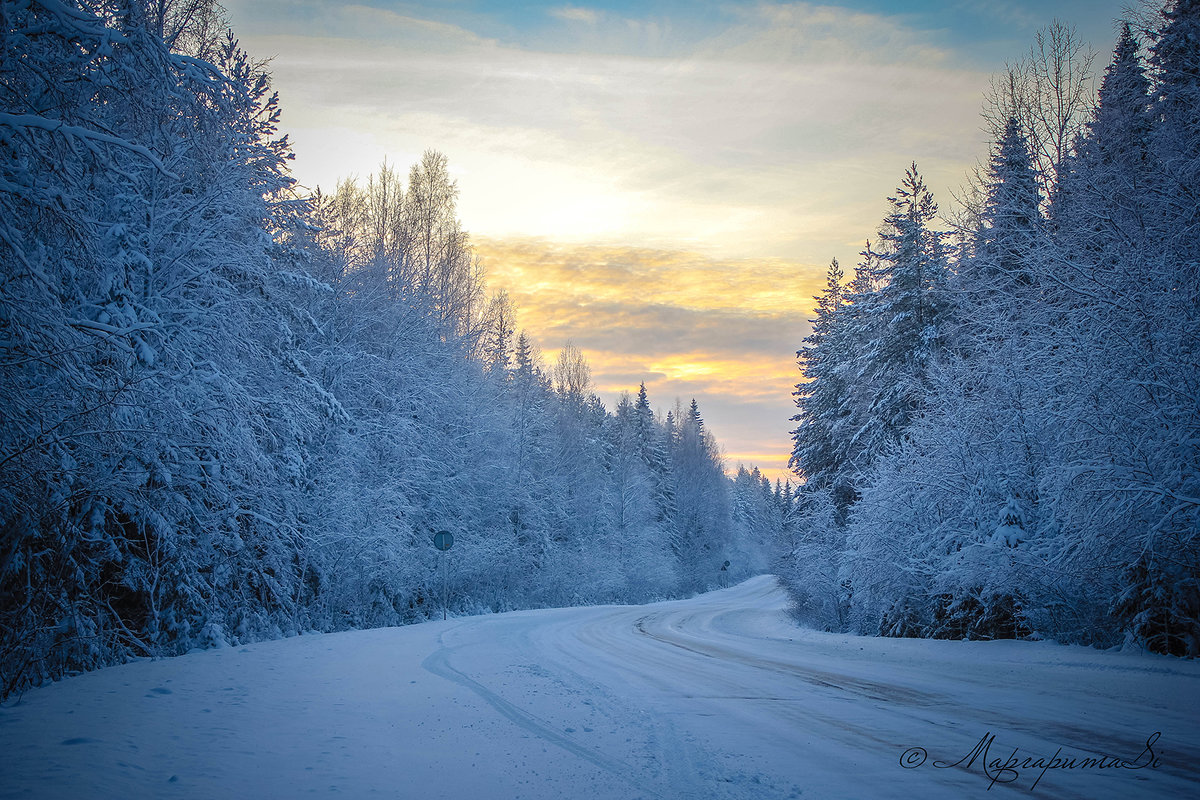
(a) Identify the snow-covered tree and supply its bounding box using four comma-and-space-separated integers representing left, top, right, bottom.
789, 259, 848, 502
795, 9, 1199, 656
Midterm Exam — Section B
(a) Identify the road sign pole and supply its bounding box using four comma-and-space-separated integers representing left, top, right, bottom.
432, 530, 453, 622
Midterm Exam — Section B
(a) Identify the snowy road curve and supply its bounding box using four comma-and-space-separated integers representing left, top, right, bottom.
2, 576, 1198, 798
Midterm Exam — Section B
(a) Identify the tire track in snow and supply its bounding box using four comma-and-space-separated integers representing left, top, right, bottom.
420, 637, 665, 799
632, 614, 941, 707
522, 609, 720, 798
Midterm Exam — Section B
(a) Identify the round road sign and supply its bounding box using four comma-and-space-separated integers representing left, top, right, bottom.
433, 530, 454, 551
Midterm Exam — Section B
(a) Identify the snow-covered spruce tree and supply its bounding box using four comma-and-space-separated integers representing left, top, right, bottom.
1052, 22, 1152, 262
1149, 0, 1200, 252
670, 399, 733, 592
503, 331, 557, 583
789, 259, 851, 510
821, 244, 883, 503
1035, 22, 1158, 649
863, 165, 951, 443
820, 169, 950, 504
1083, 24, 1152, 197
970, 117, 1042, 291
635, 382, 677, 542
480, 290, 517, 376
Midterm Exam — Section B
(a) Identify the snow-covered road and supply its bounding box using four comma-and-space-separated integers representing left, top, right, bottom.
2, 576, 1198, 799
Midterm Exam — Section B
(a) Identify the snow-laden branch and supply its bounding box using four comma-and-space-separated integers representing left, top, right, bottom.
0, 113, 177, 178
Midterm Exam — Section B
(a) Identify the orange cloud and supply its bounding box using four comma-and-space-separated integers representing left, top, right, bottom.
476, 236, 827, 481
478, 237, 819, 316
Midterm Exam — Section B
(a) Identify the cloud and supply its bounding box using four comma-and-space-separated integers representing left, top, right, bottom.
950, 0, 1043, 31
228, 0, 990, 264
549, 6, 603, 25
702, 2, 954, 66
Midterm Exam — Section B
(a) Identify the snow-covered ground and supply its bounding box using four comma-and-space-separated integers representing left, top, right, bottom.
2, 576, 1197, 799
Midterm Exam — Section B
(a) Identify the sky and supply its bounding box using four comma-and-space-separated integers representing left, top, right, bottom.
223, 0, 1133, 483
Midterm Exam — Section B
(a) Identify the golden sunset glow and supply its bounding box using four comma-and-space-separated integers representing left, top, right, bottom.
476, 237, 823, 482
